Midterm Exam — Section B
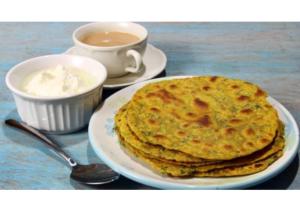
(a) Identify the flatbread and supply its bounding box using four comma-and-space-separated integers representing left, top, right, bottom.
195, 151, 282, 177
115, 103, 284, 170
126, 76, 279, 160
120, 136, 283, 177
114, 76, 285, 178
115, 103, 220, 165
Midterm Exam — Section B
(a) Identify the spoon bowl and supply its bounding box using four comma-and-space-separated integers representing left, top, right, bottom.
71, 163, 120, 185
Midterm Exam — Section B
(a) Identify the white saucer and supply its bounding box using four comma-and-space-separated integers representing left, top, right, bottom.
65, 44, 167, 89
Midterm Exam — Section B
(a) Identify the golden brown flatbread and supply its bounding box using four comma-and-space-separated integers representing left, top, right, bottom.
126, 76, 279, 160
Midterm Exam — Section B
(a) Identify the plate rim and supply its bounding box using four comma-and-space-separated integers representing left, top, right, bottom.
88, 75, 299, 189
64, 43, 167, 89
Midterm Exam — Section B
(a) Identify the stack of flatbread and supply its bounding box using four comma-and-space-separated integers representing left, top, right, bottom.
115, 76, 285, 177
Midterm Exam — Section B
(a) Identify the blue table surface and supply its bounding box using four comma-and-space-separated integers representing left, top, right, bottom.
0, 22, 299, 189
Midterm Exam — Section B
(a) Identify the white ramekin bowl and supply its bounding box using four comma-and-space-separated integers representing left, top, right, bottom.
6, 54, 107, 134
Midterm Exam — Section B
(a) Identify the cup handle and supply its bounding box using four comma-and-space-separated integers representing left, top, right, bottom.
125, 49, 142, 73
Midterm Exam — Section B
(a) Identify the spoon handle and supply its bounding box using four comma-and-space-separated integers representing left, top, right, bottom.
5, 119, 78, 167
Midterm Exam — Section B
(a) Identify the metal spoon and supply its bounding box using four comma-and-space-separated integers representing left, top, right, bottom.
5, 119, 120, 185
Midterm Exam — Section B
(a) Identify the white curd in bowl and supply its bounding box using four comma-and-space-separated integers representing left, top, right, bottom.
20, 65, 97, 97
6, 54, 107, 133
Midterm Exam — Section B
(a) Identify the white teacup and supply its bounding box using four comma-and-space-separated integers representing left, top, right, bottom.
72, 22, 148, 78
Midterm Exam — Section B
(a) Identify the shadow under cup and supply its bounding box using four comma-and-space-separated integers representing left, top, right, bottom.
72, 22, 148, 78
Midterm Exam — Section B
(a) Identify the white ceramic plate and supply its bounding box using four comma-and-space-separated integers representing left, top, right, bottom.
88, 76, 299, 189
65, 44, 167, 89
